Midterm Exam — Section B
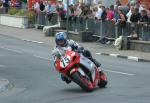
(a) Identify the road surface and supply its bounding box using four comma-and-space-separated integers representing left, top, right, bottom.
0, 34, 150, 103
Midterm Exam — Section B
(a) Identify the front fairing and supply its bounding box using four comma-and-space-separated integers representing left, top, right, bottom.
54, 50, 80, 74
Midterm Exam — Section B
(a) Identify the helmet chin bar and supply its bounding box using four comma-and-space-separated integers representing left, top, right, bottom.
56, 40, 67, 47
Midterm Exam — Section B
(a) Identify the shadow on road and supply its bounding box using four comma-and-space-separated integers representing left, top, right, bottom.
60, 86, 107, 93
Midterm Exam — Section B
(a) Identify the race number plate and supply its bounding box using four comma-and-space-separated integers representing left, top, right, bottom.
60, 56, 71, 68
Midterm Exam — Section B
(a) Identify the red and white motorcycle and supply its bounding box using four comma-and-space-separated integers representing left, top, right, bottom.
53, 48, 107, 92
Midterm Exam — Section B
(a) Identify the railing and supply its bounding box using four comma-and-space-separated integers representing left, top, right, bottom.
34, 11, 58, 27
1, 8, 150, 41
34, 12, 150, 41
0, 8, 8, 14
66, 18, 150, 41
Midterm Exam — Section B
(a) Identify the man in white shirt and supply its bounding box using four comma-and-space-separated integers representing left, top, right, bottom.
95, 4, 103, 19
126, 6, 134, 23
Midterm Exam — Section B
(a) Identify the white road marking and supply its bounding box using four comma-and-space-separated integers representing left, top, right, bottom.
95, 53, 101, 55
21, 39, 44, 44
128, 56, 139, 61
32, 41, 44, 44
110, 54, 120, 57
33, 55, 53, 61
0, 47, 23, 54
104, 69, 135, 76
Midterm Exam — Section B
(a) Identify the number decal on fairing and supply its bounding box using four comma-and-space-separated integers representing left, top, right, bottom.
60, 56, 71, 68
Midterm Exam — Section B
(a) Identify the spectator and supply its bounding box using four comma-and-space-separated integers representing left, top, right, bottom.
101, 6, 107, 20
74, 1, 82, 17
117, 7, 127, 35
94, 4, 103, 20
45, 1, 51, 22
135, 1, 145, 13
118, 7, 127, 22
139, 9, 148, 23
119, 5, 129, 15
68, 4, 75, 22
92, 7, 98, 19
0, 0, 3, 8
80, 5, 91, 20
45, 1, 50, 12
116, 0, 121, 6
39, 1, 45, 12
93, 0, 101, 5
15, 0, 22, 8
139, 9, 149, 41
69, 4, 75, 17
130, 7, 140, 23
126, 6, 134, 23
2, 0, 9, 8
33, 1, 40, 13
56, 0, 66, 20
2, 0, 9, 13
113, 5, 120, 23
146, 10, 150, 41
147, 10, 150, 25
106, 5, 114, 20
129, 7, 140, 38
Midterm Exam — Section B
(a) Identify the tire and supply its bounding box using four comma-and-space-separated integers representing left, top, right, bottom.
71, 72, 94, 92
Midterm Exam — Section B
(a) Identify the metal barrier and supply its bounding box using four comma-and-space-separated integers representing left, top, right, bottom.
34, 12, 58, 28
139, 25, 150, 41
66, 18, 150, 41
67, 17, 86, 32
0, 8, 8, 14
34, 13, 150, 41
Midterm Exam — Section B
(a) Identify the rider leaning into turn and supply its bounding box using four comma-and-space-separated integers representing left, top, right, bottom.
53, 32, 102, 83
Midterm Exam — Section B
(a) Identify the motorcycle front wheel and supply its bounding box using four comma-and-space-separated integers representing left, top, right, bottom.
71, 72, 94, 92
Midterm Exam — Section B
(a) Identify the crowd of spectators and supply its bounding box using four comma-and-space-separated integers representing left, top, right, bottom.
0, 0, 149, 40
0, 0, 22, 8
33, 0, 150, 25
32, 0, 150, 40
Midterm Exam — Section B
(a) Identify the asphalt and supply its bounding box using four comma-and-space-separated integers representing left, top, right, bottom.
0, 24, 149, 92
0, 78, 10, 93
0, 25, 149, 62
0, 26, 150, 103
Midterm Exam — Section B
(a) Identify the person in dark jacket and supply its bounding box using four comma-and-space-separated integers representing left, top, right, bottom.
147, 10, 150, 25
129, 7, 140, 38
130, 8, 140, 23
101, 6, 107, 20
139, 10, 149, 41
147, 10, 150, 41
139, 9, 148, 23
39, 1, 45, 12
80, 5, 91, 19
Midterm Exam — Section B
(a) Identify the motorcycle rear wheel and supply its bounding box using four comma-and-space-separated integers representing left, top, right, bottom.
71, 72, 94, 92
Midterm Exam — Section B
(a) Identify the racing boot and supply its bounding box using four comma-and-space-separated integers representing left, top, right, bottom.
61, 74, 71, 84
98, 70, 107, 88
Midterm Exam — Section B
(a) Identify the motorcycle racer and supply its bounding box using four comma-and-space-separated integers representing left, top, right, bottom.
52, 32, 103, 84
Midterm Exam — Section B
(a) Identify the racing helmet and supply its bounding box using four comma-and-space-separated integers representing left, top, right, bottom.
55, 32, 67, 47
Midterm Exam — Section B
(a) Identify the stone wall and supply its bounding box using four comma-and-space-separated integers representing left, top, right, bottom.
129, 40, 150, 52
0, 14, 28, 28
